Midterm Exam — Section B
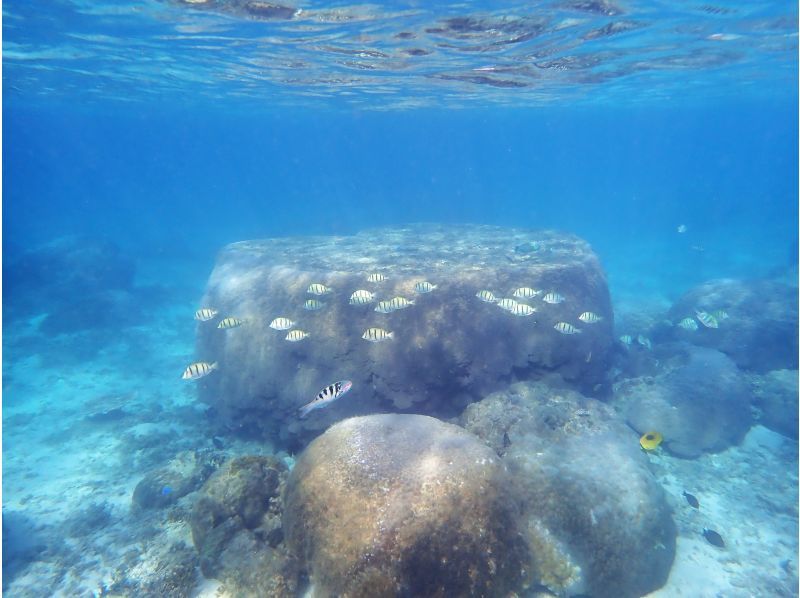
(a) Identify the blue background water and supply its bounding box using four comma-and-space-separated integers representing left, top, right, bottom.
5, 97, 797, 296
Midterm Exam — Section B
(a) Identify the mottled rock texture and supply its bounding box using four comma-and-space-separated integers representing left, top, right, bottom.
132, 450, 222, 511
195, 225, 613, 445
283, 414, 530, 597
666, 278, 797, 372
617, 344, 753, 458
189, 455, 299, 596
462, 382, 676, 598
748, 369, 798, 439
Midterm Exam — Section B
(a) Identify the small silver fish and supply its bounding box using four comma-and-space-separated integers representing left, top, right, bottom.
299, 380, 353, 418
269, 317, 295, 331
543, 292, 565, 304
286, 329, 309, 342
509, 303, 536, 316
307, 283, 332, 295
637, 335, 652, 349
476, 290, 498, 303
218, 317, 245, 329
389, 296, 415, 310
374, 300, 396, 314
303, 299, 326, 311
711, 309, 729, 321
414, 281, 437, 293
362, 327, 393, 342
677, 317, 698, 331
496, 298, 519, 311
578, 312, 602, 324
620, 334, 633, 345
512, 287, 541, 299
349, 290, 375, 305
195, 308, 218, 322
554, 322, 581, 334
695, 310, 719, 329
182, 361, 218, 380
367, 273, 387, 283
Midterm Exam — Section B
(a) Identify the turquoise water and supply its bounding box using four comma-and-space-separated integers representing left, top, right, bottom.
3, 1, 798, 596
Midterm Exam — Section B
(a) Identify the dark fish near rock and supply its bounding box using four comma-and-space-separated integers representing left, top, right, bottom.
703, 528, 725, 548
683, 491, 699, 509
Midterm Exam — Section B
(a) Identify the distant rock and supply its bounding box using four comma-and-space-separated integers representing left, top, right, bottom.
666, 278, 798, 372
617, 344, 753, 458
194, 225, 614, 446
748, 369, 798, 439
283, 414, 530, 597
189, 455, 298, 596
462, 382, 676, 598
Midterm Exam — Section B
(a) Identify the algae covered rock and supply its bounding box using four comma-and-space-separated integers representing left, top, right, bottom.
666, 278, 798, 372
748, 369, 799, 439
194, 225, 613, 444
132, 449, 222, 510
618, 344, 753, 458
462, 382, 676, 598
282, 414, 530, 597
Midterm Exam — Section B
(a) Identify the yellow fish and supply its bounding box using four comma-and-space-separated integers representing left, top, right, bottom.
640, 431, 663, 451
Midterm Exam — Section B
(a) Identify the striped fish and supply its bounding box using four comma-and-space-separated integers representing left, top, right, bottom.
349, 290, 375, 305
286, 330, 309, 342
389, 296, 415, 310
303, 299, 326, 311
711, 309, 729, 321
218, 317, 245, 329
619, 334, 633, 345
512, 287, 541, 299
195, 308, 218, 322
543, 292, 565, 304
374, 297, 414, 313
367, 273, 387, 283
182, 361, 218, 380
695, 310, 719, 329
509, 303, 536, 316
362, 327, 394, 342
269, 317, 295, 331
298, 380, 353, 418
476, 290, 498, 303
307, 283, 332, 295
554, 322, 581, 335
578, 311, 602, 324
496, 298, 519, 311
414, 281, 437, 293
677, 317, 698, 331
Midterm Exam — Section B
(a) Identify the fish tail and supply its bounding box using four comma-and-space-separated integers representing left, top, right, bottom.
210, 362, 218, 370
298, 402, 314, 418
387, 331, 395, 339
409, 299, 416, 305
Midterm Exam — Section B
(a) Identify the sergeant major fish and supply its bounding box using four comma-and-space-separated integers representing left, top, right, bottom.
195, 308, 218, 322
496, 298, 519, 311
554, 322, 581, 334
367, 273, 387, 283
476, 290, 498, 303
512, 287, 541, 299
182, 361, 218, 380
303, 299, 326, 311
299, 380, 353, 418
286, 330, 309, 342
414, 281, 437, 293
677, 317, 698, 331
619, 334, 633, 345
307, 283, 332, 295
269, 317, 295, 331
218, 317, 245, 329
695, 310, 719, 329
363, 327, 393, 342
349, 290, 375, 305
578, 312, 602, 324
543, 292, 565, 304
509, 303, 536, 316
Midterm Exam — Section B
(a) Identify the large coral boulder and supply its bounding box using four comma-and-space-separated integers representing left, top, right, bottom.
462, 382, 676, 598
748, 369, 799, 439
282, 414, 530, 597
194, 225, 613, 444
666, 278, 797, 372
617, 344, 753, 458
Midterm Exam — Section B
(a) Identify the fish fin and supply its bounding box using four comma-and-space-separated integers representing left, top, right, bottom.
409, 299, 416, 305
210, 362, 218, 370
298, 402, 315, 418
387, 331, 395, 339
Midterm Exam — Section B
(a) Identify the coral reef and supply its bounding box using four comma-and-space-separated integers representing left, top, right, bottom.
189, 456, 299, 596
748, 369, 799, 439
617, 344, 753, 457
666, 278, 798, 372
282, 414, 530, 597
132, 449, 222, 510
461, 381, 676, 598
195, 225, 613, 445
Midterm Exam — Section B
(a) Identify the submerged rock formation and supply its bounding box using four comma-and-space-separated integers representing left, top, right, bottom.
282, 414, 530, 597
462, 381, 676, 598
617, 344, 753, 458
748, 369, 799, 439
666, 278, 798, 372
194, 225, 613, 444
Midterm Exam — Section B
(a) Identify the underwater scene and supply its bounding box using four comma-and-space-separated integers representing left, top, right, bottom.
2, 0, 798, 596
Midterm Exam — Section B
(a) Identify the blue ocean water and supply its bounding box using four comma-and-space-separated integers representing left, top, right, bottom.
3, 0, 798, 596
